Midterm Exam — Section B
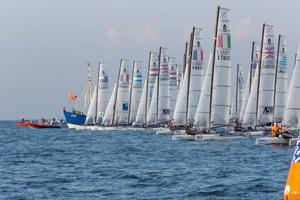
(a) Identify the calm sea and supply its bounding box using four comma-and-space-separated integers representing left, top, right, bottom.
0, 121, 294, 199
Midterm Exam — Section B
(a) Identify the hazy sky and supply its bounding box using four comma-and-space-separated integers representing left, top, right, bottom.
1, 0, 299, 120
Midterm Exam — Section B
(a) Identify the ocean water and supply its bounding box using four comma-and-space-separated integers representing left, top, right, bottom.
0, 121, 294, 200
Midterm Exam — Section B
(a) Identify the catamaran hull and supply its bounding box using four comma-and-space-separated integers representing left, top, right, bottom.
243, 131, 265, 137
255, 136, 289, 145
195, 134, 244, 141
172, 134, 195, 140
156, 128, 173, 135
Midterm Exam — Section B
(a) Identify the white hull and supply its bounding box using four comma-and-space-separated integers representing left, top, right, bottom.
243, 131, 265, 137
156, 128, 172, 135
255, 136, 289, 145
195, 134, 244, 141
172, 134, 195, 141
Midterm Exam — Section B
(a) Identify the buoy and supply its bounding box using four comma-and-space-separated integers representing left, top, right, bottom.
284, 136, 300, 200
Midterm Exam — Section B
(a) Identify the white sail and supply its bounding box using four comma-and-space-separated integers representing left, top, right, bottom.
129, 62, 143, 123
158, 48, 170, 123
115, 59, 130, 125
85, 87, 97, 124
257, 24, 275, 125
239, 71, 250, 120
169, 57, 178, 119
147, 52, 159, 112
283, 44, 300, 128
187, 28, 205, 123
85, 63, 110, 124
147, 77, 158, 125
194, 53, 213, 128
102, 84, 117, 126
176, 64, 183, 90
243, 68, 259, 127
231, 66, 244, 119
135, 80, 147, 125
274, 35, 288, 122
210, 8, 232, 127
173, 62, 189, 126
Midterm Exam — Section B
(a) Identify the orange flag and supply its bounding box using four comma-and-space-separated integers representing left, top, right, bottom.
67, 91, 77, 101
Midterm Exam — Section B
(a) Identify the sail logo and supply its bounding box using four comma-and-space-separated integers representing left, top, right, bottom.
263, 47, 274, 58
192, 49, 204, 61
217, 33, 231, 49
292, 138, 300, 163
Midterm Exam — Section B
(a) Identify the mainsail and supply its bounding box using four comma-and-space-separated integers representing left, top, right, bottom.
147, 52, 159, 113
115, 59, 130, 125
187, 28, 205, 123
135, 80, 147, 125
257, 24, 275, 125
147, 77, 158, 125
283, 44, 300, 128
273, 35, 288, 122
158, 47, 170, 123
102, 84, 117, 126
210, 7, 232, 127
169, 57, 178, 119
85, 63, 110, 124
128, 61, 143, 124
194, 53, 213, 128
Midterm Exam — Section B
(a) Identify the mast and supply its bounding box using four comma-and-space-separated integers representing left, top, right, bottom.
255, 23, 265, 129
128, 61, 136, 124
236, 64, 239, 117
272, 34, 281, 123
249, 41, 255, 93
185, 28, 195, 124
156, 47, 162, 125
208, 6, 220, 130
145, 52, 151, 125
94, 62, 101, 125
112, 59, 123, 125
183, 42, 188, 77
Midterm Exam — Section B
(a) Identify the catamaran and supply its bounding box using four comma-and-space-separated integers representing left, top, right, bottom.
257, 35, 293, 145
171, 27, 205, 133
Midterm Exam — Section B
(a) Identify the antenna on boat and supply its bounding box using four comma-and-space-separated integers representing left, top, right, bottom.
255, 23, 266, 130
272, 34, 281, 123
208, 6, 221, 131
112, 58, 123, 126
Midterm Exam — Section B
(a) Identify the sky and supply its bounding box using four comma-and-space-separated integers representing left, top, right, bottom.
0, 0, 300, 120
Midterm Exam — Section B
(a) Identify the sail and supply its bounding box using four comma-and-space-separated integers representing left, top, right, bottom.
194, 53, 213, 128
129, 62, 143, 123
115, 59, 130, 125
243, 68, 259, 127
158, 48, 170, 123
85, 63, 110, 124
257, 24, 275, 125
239, 71, 250, 120
135, 80, 147, 125
274, 35, 288, 122
187, 28, 205, 123
147, 52, 159, 113
210, 7, 232, 127
85, 87, 97, 124
176, 64, 183, 90
283, 44, 300, 128
102, 84, 117, 126
169, 57, 178, 119
147, 77, 158, 125
173, 62, 189, 126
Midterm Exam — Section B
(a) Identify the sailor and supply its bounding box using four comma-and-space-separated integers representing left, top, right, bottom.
272, 123, 280, 137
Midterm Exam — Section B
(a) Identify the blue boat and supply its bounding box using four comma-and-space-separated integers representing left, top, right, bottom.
63, 109, 86, 129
